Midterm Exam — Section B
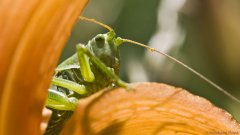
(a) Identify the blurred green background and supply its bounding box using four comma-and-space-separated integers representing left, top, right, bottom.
60, 0, 240, 121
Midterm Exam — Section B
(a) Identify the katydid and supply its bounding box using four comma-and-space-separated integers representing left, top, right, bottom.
44, 16, 240, 135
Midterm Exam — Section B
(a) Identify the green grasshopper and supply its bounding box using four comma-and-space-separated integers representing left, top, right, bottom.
44, 17, 129, 135
44, 16, 240, 135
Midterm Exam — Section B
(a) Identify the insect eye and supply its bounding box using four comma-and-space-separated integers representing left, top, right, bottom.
95, 36, 105, 48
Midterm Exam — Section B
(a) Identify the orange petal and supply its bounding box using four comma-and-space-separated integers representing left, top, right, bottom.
62, 83, 240, 135
0, 0, 88, 135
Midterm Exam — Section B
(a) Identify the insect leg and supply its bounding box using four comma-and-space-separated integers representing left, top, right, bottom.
76, 44, 127, 88
46, 89, 78, 111
76, 43, 95, 82
51, 77, 87, 95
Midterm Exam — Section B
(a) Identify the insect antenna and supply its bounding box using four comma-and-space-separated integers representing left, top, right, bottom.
79, 16, 113, 31
121, 38, 240, 104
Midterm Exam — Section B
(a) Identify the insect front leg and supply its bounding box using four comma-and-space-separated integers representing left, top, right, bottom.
76, 43, 95, 82
76, 44, 128, 87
